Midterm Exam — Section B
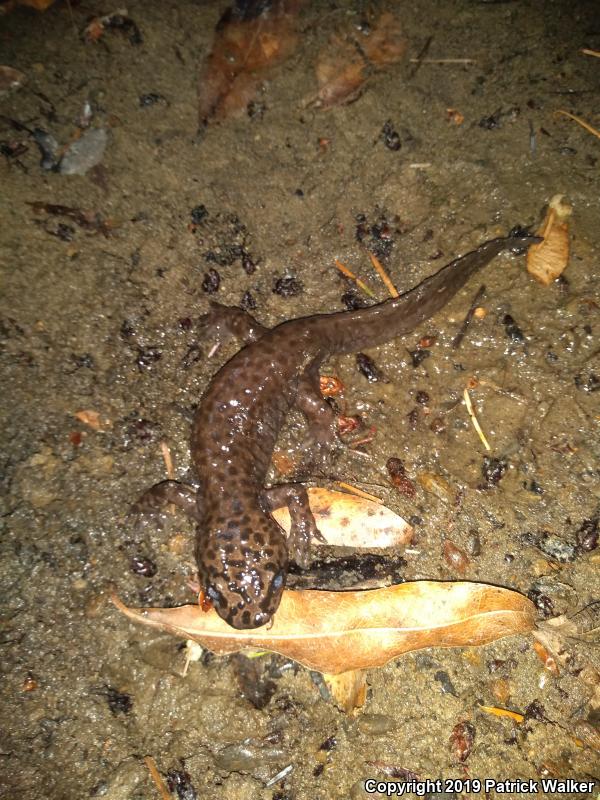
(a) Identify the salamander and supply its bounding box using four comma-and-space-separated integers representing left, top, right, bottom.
131, 232, 538, 629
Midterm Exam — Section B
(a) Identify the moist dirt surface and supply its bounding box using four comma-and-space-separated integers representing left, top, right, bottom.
1, 1, 599, 798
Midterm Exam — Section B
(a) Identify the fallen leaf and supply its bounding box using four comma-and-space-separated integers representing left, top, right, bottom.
360, 12, 406, 66
17, 0, 55, 8
323, 669, 367, 713
313, 39, 368, 109
271, 487, 413, 548
526, 194, 572, 286
74, 409, 111, 431
0, 66, 26, 96
443, 540, 469, 575
311, 12, 406, 109
112, 581, 537, 675
197, 0, 304, 126
533, 639, 559, 675
450, 720, 475, 762
417, 472, 456, 503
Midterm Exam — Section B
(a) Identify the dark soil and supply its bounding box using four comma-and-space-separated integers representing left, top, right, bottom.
1, 1, 598, 798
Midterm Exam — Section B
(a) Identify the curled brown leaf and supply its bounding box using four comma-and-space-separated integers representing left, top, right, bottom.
112, 581, 536, 675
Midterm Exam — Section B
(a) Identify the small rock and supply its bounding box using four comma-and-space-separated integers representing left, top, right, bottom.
59, 128, 108, 175
357, 713, 396, 735
214, 741, 286, 772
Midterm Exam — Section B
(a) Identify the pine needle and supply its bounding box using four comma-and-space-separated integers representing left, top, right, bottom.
554, 110, 600, 141
463, 388, 491, 451
334, 259, 376, 299
368, 252, 399, 298
336, 481, 383, 504
160, 441, 175, 479
144, 756, 171, 800
479, 705, 524, 723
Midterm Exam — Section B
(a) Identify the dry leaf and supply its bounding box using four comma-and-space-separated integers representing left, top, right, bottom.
74, 409, 110, 431
323, 669, 367, 713
197, 0, 304, 126
0, 66, 26, 95
112, 581, 536, 675
312, 12, 406, 109
314, 40, 367, 109
417, 472, 455, 503
272, 487, 413, 548
16, 0, 55, 8
360, 12, 406, 66
526, 194, 572, 286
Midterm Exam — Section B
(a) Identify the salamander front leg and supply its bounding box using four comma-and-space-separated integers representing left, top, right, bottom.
129, 480, 201, 528
264, 483, 326, 569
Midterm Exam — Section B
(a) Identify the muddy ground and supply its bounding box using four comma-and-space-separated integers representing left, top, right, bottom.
1, 1, 599, 798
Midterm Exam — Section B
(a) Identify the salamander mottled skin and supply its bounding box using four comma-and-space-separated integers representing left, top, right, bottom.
132, 233, 537, 629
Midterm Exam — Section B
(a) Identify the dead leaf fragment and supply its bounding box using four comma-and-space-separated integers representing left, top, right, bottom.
0, 66, 26, 96
112, 581, 537, 675
271, 487, 413, 548
361, 13, 406, 66
314, 40, 367, 109
450, 721, 475, 762
526, 194, 572, 286
323, 669, 367, 713
197, 0, 304, 125
479, 705, 524, 723
74, 409, 111, 431
312, 12, 406, 109
417, 472, 455, 503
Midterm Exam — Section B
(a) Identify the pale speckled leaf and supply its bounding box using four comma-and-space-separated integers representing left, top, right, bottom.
271, 487, 413, 548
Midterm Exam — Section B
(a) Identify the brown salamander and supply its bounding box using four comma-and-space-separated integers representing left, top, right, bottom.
132, 232, 538, 629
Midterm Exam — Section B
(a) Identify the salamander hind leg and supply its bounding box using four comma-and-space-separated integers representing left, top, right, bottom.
264, 483, 326, 569
295, 367, 338, 468
129, 480, 201, 529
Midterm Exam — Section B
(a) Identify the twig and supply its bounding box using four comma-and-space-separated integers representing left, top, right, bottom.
160, 441, 175, 480
336, 481, 383, 504
408, 35, 433, 78
463, 388, 491, 451
334, 259, 376, 299
409, 58, 475, 64
479, 705, 524, 723
368, 252, 398, 298
143, 756, 171, 800
451, 284, 486, 349
581, 48, 600, 58
554, 110, 600, 141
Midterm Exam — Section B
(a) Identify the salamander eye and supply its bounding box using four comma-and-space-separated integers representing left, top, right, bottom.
272, 572, 284, 590
207, 585, 224, 605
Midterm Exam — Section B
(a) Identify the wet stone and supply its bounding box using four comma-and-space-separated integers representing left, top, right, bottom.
357, 713, 397, 735
537, 533, 577, 563
213, 740, 287, 772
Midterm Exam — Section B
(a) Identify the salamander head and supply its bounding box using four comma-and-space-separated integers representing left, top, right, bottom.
197, 516, 289, 630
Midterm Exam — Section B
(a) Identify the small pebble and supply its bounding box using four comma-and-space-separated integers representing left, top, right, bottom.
273, 276, 303, 296
202, 268, 220, 293
356, 352, 383, 382
357, 713, 397, 735
214, 741, 286, 772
